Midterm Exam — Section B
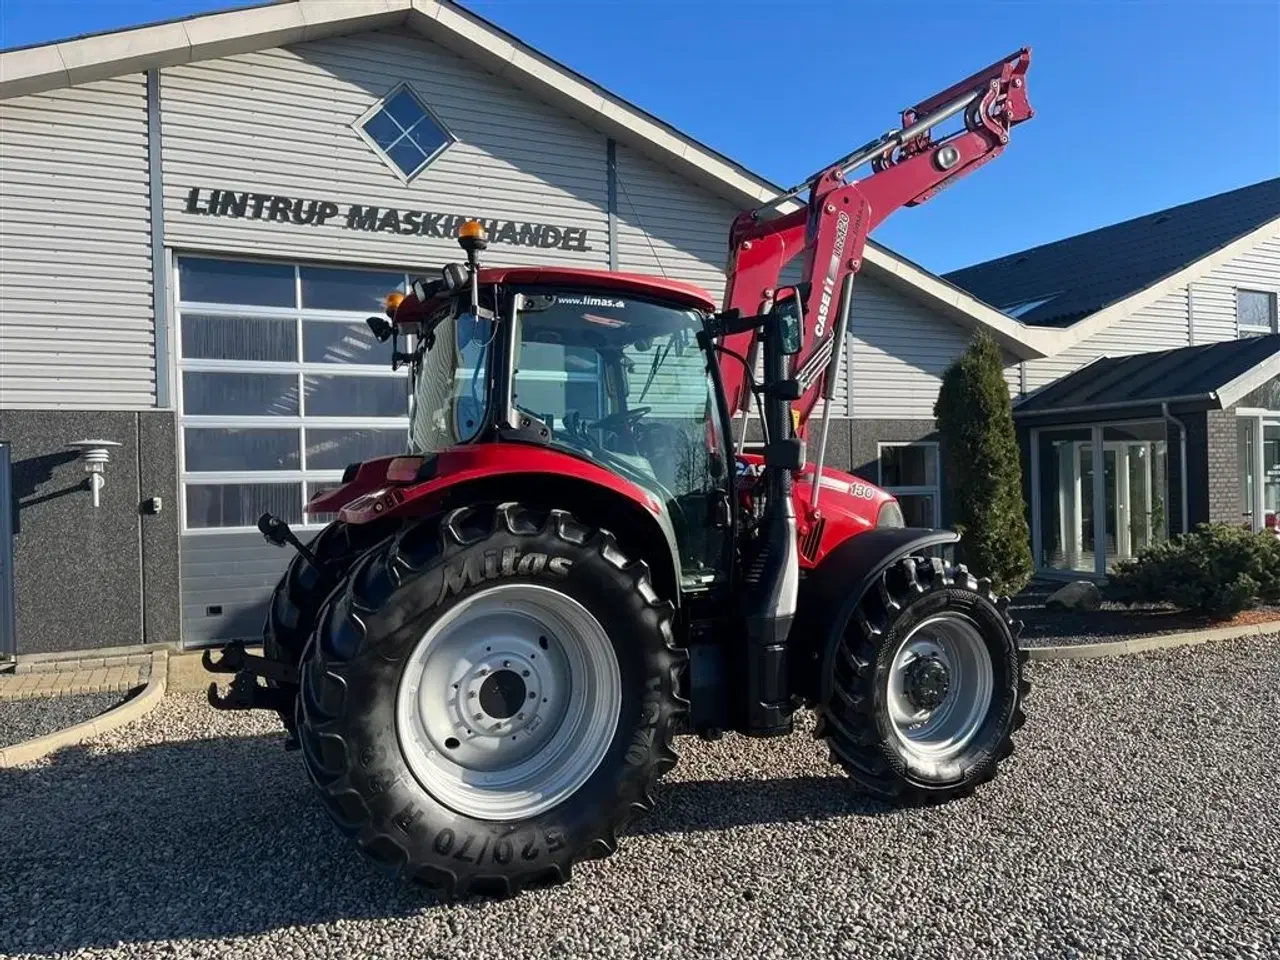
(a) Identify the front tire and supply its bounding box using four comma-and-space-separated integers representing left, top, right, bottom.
815, 556, 1029, 803
297, 502, 686, 897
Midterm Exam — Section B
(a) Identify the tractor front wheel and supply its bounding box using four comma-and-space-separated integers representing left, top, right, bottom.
296, 502, 686, 897
815, 556, 1028, 803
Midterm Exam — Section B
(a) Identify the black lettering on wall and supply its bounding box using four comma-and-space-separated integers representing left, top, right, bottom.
178, 185, 594, 251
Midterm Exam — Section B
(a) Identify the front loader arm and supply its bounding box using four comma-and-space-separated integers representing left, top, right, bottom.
719, 48, 1034, 433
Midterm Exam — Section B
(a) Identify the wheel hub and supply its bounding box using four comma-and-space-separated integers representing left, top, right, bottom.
903, 654, 951, 711
478, 669, 528, 720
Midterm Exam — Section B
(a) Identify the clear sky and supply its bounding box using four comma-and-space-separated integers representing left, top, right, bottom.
1, 0, 1277, 272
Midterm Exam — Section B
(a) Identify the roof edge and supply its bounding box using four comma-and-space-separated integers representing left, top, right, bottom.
1217, 342, 1280, 409
1031, 214, 1280, 349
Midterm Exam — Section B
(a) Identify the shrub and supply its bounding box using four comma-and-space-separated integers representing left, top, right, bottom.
1111, 523, 1280, 618
934, 330, 1033, 595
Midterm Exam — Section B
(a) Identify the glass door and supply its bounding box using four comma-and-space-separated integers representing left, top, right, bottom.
1034, 422, 1170, 577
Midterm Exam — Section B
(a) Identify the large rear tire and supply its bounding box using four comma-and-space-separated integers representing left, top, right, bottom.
296, 502, 686, 897
263, 519, 396, 731
815, 556, 1029, 803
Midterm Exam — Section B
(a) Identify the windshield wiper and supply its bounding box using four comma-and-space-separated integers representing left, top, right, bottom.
637, 340, 673, 405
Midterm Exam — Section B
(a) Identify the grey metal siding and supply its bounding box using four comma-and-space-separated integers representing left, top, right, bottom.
1023, 229, 1280, 390
1023, 288, 1190, 391
179, 532, 293, 646
848, 276, 974, 419
613, 143, 735, 302
0, 76, 156, 409
1193, 231, 1280, 341
160, 31, 611, 270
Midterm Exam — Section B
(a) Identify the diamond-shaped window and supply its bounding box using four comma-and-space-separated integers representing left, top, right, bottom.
355, 85, 455, 182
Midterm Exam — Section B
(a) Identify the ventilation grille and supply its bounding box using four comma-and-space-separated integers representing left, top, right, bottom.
800, 519, 826, 562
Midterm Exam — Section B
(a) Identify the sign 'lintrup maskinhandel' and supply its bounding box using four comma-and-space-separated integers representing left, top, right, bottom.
183, 187, 593, 251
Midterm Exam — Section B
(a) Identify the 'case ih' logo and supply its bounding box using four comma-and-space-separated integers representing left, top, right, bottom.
813, 210, 850, 338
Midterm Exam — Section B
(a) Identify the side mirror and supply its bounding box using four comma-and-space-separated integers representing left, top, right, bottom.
441, 263, 468, 291
772, 286, 804, 356
365, 315, 394, 343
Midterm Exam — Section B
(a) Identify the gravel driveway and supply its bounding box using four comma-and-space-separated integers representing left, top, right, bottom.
1, 635, 1276, 960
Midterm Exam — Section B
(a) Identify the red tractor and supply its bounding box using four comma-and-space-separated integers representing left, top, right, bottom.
208, 50, 1035, 897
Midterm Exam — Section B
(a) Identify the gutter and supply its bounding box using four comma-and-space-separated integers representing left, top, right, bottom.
1013, 392, 1217, 419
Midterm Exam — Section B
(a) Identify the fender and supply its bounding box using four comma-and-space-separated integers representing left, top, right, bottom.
310, 444, 682, 602
791, 527, 960, 700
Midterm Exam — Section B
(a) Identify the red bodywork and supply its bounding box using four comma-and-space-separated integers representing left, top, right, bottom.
308, 445, 666, 526
737, 454, 895, 569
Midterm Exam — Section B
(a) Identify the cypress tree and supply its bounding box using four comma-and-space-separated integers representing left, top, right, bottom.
933, 330, 1034, 594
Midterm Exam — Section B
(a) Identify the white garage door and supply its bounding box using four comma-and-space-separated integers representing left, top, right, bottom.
176, 254, 411, 645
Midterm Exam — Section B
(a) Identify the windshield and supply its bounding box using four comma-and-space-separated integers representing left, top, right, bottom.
410, 309, 494, 453
513, 288, 728, 585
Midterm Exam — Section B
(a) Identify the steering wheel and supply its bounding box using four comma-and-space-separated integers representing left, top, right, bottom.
588, 406, 651, 435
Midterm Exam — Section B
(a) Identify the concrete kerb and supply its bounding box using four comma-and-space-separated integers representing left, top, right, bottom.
1026, 619, 1278, 661
0, 651, 168, 768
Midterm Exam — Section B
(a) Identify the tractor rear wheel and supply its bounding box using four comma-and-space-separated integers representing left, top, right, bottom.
815, 556, 1028, 803
296, 502, 686, 897
263, 519, 395, 731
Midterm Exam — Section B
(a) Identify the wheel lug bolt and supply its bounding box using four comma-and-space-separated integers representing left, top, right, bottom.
503, 660, 510, 668
522, 670, 530, 677
468, 691, 476, 699
517, 713, 524, 720
474, 714, 483, 721
528, 692, 536, 699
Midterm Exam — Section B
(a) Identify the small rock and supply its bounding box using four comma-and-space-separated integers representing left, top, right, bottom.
1046, 580, 1102, 611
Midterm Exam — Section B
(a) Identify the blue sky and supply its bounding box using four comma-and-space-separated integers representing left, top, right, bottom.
1, 0, 1276, 272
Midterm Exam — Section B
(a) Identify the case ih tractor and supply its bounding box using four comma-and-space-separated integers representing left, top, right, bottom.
208, 50, 1035, 897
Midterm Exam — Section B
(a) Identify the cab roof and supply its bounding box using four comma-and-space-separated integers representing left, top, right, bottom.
476, 266, 718, 313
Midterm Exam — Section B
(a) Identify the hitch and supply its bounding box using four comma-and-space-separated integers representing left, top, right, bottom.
203, 641, 300, 686
205, 642, 301, 748
257, 512, 318, 567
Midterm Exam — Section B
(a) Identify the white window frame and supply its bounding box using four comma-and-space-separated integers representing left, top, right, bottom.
1237, 287, 1279, 337
352, 82, 457, 184
175, 254, 412, 535
1236, 408, 1280, 533
877, 441, 941, 527
1029, 420, 1171, 579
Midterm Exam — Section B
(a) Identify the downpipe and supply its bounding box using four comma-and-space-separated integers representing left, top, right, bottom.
1160, 403, 1190, 535
741, 312, 800, 736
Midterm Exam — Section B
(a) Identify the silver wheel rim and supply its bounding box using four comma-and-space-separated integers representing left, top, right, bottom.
395, 583, 621, 821
886, 614, 994, 765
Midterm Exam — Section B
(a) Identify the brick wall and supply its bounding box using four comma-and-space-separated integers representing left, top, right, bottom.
1205, 409, 1243, 525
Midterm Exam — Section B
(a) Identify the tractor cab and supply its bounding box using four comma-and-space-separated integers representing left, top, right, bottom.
371, 251, 736, 592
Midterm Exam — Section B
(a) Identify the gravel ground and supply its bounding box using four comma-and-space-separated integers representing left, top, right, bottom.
0, 691, 133, 749
1, 635, 1277, 960
1012, 579, 1280, 646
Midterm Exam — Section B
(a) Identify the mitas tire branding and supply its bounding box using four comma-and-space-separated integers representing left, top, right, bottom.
182, 186, 592, 252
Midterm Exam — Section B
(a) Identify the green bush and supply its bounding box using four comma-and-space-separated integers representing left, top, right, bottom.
1111, 523, 1280, 618
934, 330, 1033, 595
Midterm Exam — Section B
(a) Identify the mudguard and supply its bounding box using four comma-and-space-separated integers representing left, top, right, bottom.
791, 527, 961, 699
307, 444, 684, 605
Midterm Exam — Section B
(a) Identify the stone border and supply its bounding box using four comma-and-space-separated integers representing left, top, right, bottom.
0, 651, 168, 768
1027, 620, 1278, 661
